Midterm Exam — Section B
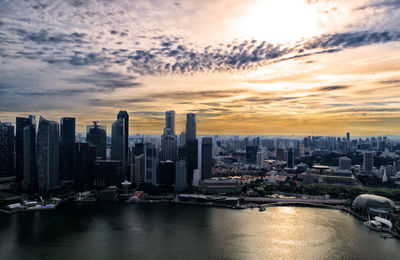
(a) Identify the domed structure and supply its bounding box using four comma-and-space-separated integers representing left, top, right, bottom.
352, 194, 395, 210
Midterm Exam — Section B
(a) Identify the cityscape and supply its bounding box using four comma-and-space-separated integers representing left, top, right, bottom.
1, 0, 400, 259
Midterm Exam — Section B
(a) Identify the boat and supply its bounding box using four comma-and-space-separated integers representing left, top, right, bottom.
259, 206, 266, 212
363, 216, 392, 233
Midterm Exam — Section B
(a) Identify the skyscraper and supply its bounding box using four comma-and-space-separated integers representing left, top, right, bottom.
161, 111, 177, 162
144, 143, 158, 185
86, 122, 107, 159
339, 156, 352, 170
287, 147, 295, 168
175, 160, 188, 192
201, 137, 213, 180
60, 117, 75, 181
117, 110, 129, 177
112, 118, 127, 179
37, 116, 59, 192
15, 116, 33, 183
346, 132, 350, 142
22, 120, 37, 193
185, 113, 196, 141
74, 142, 96, 191
246, 138, 259, 164
363, 151, 374, 175
0, 122, 14, 180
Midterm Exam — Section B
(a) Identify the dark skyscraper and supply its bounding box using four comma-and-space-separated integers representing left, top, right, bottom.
246, 138, 259, 164
287, 147, 295, 168
111, 118, 123, 161
16, 116, 33, 183
161, 111, 177, 162
201, 137, 212, 180
37, 116, 59, 192
117, 110, 129, 178
0, 122, 14, 180
74, 142, 96, 191
86, 122, 107, 159
60, 117, 75, 181
346, 132, 350, 142
185, 113, 197, 186
22, 120, 37, 193
185, 113, 196, 141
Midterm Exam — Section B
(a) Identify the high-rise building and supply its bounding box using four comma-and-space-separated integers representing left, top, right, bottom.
185, 113, 197, 186
111, 118, 124, 160
161, 111, 177, 161
0, 122, 14, 180
37, 116, 59, 192
346, 132, 350, 142
201, 137, 213, 180
185, 113, 196, 141
179, 132, 186, 147
287, 147, 295, 168
86, 122, 106, 159
16, 116, 33, 183
92, 160, 122, 188
257, 151, 264, 168
134, 154, 144, 183
74, 142, 96, 191
175, 160, 187, 192
276, 148, 285, 161
246, 144, 258, 164
339, 156, 352, 170
144, 143, 158, 185
117, 111, 129, 179
22, 121, 37, 193
363, 151, 374, 175
60, 117, 75, 181
158, 160, 175, 185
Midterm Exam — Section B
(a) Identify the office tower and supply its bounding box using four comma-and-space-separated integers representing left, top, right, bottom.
111, 118, 124, 161
92, 160, 122, 188
257, 151, 264, 168
185, 113, 196, 141
161, 111, 177, 161
144, 143, 158, 185
16, 116, 33, 183
185, 113, 197, 186
276, 148, 285, 161
201, 137, 213, 180
0, 122, 14, 179
287, 147, 295, 168
134, 154, 144, 183
339, 156, 352, 170
60, 117, 75, 181
74, 142, 96, 191
22, 122, 37, 193
363, 151, 373, 175
246, 139, 258, 164
346, 132, 350, 142
179, 132, 186, 147
158, 161, 175, 185
37, 116, 60, 192
134, 142, 144, 156
117, 111, 129, 179
175, 160, 188, 192
86, 121, 106, 159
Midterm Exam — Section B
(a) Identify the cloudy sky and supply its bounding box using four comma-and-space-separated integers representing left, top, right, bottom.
1, 0, 400, 136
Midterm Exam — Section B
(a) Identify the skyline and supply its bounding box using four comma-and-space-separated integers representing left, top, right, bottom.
1, 0, 400, 135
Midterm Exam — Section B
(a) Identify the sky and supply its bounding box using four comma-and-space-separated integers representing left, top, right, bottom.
1, 0, 400, 136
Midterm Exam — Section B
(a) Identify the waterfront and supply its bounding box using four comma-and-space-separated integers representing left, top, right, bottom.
1, 204, 400, 260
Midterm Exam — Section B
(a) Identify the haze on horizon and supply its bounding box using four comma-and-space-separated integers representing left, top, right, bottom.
1, 0, 400, 136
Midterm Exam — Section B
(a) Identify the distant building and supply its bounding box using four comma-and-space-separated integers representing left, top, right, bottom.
117, 110, 129, 178
257, 151, 265, 168
0, 122, 14, 180
287, 147, 295, 168
201, 137, 213, 180
276, 148, 285, 161
111, 118, 127, 179
186, 113, 197, 186
22, 121, 37, 193
346, 132, 350, 142
144, 143, 158, 185
200, 178, 243, 194
15, 116, 34, 183
339, 156, 352, 170
185, 113, 196, 141
74, 142, 96, 191
86, 122, 106, 159
161, 111, 177, 162
175, 160, 187, 192
158, 160, 175, 185
92, 160, 122, 188
134, 154, 144, 183
179, 132, 186, 147
246, 143, 258, 164
37, 116, 59, 192
363, 151, 374, 175
60, 117, 75, 181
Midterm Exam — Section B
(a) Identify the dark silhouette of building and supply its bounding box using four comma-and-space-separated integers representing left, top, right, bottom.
74, 142, 96, 191
185, 113, 196, 141
15, 116, 33, 183
161, 111, 177, 162
201, 137, 213, 180
287, 147, 295, 168
0, 122, 14, 180
111, 118, 124, 161
37, 116, 59, 192
158, 160, 175, 185
276, 148, 285, 161
86, 122, 106, 159
245, 138, 259, 164
22, 122, 37, 193
117, 111, 129, 178
134, 142, 144, 156
60, 117, 75, 181
144, 143, 158, 185
185, 113, 197, 186
92, 160, 122, 188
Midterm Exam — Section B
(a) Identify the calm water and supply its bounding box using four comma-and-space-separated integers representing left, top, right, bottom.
1, 203, 400, 260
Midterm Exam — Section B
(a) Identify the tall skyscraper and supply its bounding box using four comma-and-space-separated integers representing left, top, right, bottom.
86, 122, 107, 159
175, 160, 188, 192
161, 111, 177, 162
15, 116, 33, 183
0, 122, 14, 180
134, 154, 144, 183
37, 116, 60, 192
144, 143, 158, 185
276, 148, 285, 161
185, 113, 197, 186
363, 151, 374, 175
179, 132, 186, 147
112, 118, 128, 180
60, 117, 75, 181
287, 147, 295, 168
185, 113, 196, 141
246, 138, 259, 164
22, 120, 37, 193
117, 110, 129, 177
201, 137, 213, 180
74, 142, 96, 191
346, 132, 350, 142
